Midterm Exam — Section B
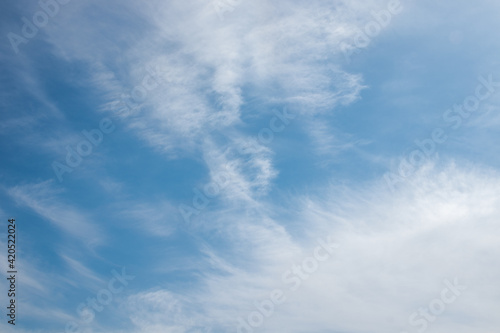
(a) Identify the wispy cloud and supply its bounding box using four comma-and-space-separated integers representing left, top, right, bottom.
119, 200, 177, 238
3, 1, 500, 332
116, 162, 500, 332
6, 180, 103, 245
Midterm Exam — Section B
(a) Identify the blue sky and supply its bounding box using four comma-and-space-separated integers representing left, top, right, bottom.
1, 0, 500, 332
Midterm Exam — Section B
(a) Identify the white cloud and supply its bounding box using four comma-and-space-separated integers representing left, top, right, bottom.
6, 1, 500, 332
32, 0, 371, 193
6, 180, 103, 245
60, 254, 104, 286
116, 162, 500, 333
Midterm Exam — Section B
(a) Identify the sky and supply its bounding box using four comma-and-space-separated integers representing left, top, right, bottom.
1, 0, 500, 332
